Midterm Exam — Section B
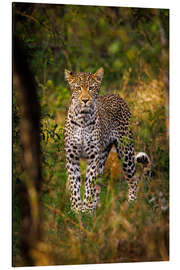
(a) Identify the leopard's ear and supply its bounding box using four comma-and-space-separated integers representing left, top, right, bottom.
93, 67, 104, 82
65, 69, 73, 82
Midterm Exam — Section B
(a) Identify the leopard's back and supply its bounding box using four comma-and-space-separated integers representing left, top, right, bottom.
96, 94, 131, 135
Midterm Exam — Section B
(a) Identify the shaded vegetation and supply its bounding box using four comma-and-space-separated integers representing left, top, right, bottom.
13, 3, 169, 266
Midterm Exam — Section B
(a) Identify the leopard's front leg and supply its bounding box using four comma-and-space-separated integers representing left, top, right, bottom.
65, 143, 82, 212
82, 153, 101, 212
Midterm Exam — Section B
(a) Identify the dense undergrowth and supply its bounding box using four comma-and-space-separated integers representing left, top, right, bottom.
13, 3, 169, 266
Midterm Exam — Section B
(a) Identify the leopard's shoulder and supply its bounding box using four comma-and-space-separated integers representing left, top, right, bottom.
96, 94, 131, 123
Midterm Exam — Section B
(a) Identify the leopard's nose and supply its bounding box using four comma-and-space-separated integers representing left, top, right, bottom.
82, 98, 89, 104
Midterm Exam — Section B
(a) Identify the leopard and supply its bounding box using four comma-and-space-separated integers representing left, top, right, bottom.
64, 67, 151, 213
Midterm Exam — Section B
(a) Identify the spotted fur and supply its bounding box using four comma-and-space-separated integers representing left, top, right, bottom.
64, 68, 151, 213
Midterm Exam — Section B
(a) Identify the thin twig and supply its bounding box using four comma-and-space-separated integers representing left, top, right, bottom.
15, 9, 51, 32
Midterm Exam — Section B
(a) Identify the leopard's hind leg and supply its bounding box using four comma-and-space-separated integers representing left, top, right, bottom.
114, 128, 151, 202
114, 129, 138, 202
98, 144, 113, 175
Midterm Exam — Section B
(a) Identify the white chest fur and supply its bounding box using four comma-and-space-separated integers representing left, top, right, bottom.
72, 125, 95, 158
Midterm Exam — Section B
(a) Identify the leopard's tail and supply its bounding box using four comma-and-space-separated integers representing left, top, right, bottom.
135, 152, 152, 180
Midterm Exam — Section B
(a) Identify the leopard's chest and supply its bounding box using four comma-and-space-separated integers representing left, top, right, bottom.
73, 125, 92, 144
71, 124, 99, 158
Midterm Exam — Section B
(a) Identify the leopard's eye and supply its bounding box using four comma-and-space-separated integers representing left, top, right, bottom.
89, 86, 94, 92
75, 86, 81, 91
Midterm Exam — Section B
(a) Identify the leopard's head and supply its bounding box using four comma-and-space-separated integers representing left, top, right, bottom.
65, 68, 104, 114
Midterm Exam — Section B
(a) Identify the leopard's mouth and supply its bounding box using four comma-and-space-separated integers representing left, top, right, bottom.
80, 108, 91, 114
80, 111, 90, 114
80, 105, 92, 114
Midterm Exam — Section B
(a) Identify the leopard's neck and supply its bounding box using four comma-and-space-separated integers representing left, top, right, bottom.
68, 102, 97, 128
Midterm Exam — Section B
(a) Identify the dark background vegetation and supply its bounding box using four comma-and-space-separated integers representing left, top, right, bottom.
13, 3, 169, 266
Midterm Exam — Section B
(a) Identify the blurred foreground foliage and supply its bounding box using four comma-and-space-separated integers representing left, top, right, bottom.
13, 3, 169, 266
